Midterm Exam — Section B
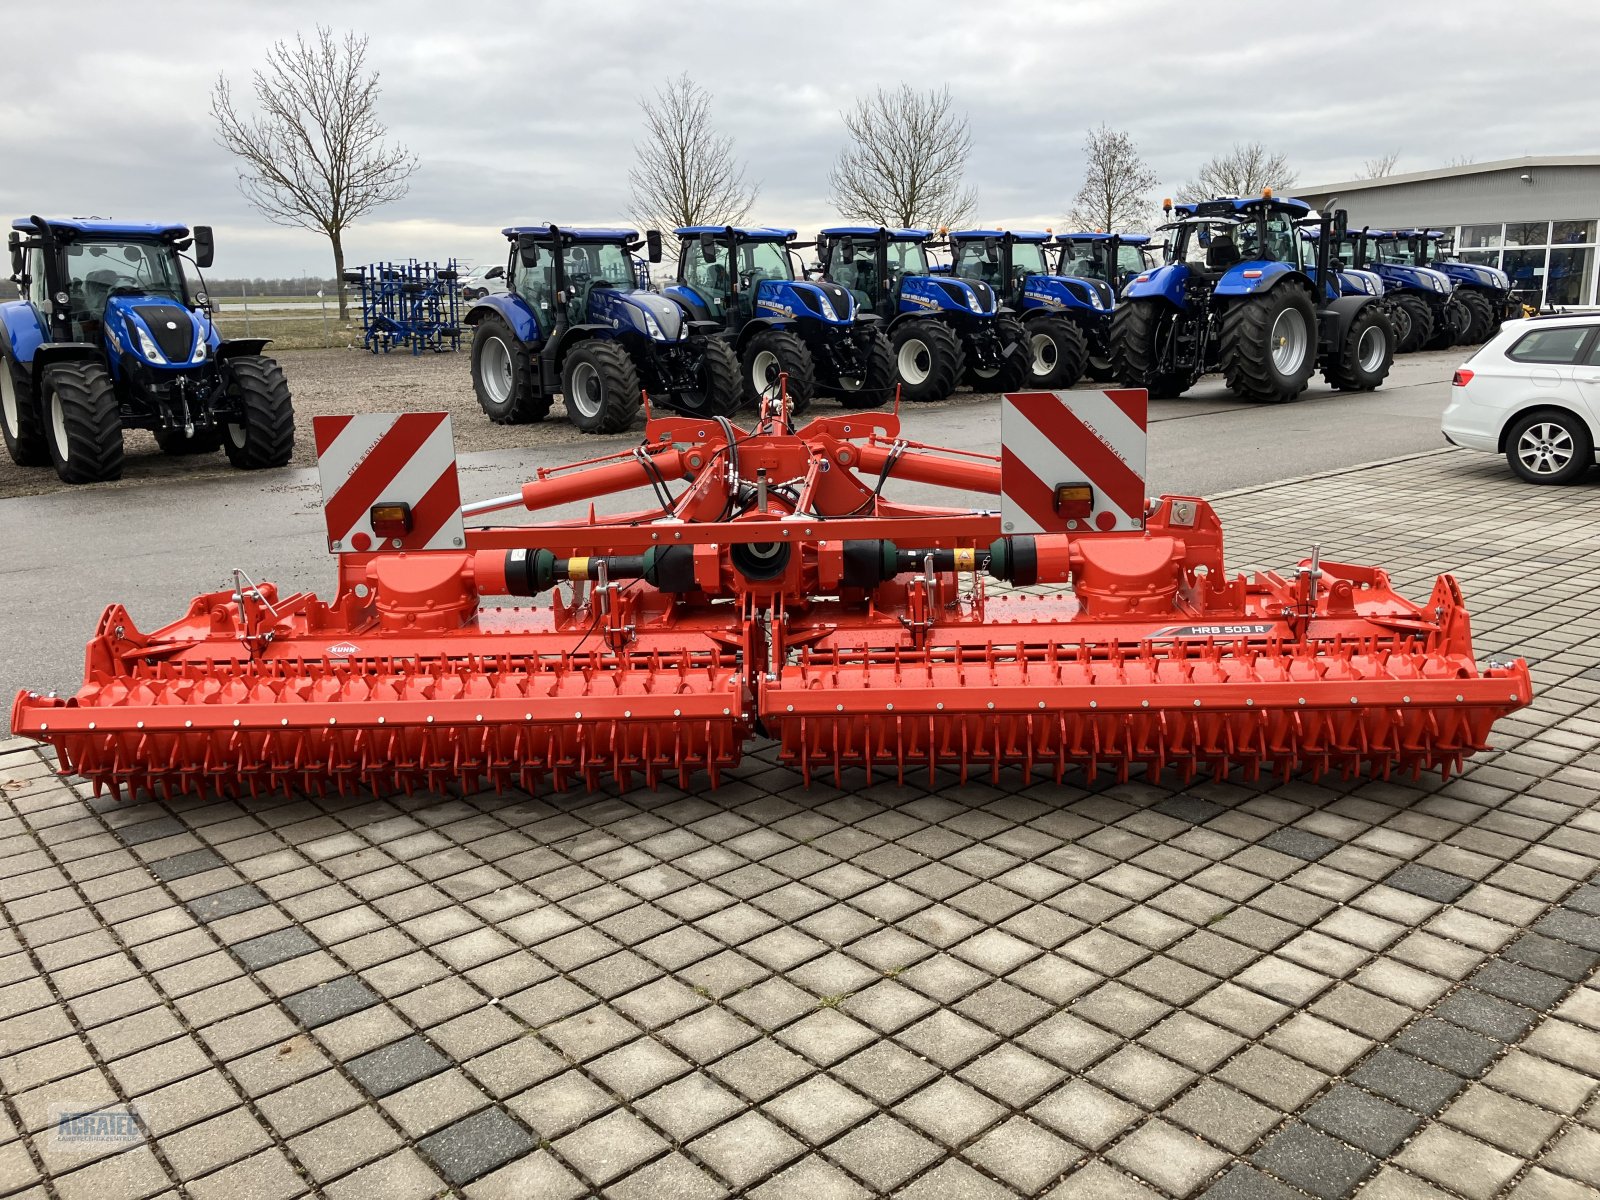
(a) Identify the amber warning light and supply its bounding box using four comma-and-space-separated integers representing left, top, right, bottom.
369, 502, 414, 538
1053, 483, 1094, 519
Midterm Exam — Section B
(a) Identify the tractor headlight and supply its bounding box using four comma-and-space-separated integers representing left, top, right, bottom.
191, 338, 209, 363
134, 325, 166, 363
817, 294, 839, 321
643, 311, 665, 339
1087, 287, 1104, 309
1430, 275, 1447, 293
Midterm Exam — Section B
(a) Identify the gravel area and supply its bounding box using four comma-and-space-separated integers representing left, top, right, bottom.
0, 347, 1002, 500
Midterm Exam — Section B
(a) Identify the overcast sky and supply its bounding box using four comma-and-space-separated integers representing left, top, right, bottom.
4, 0, 1596, 279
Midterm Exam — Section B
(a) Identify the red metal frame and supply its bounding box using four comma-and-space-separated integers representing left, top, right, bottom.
12, 395, 1532, 800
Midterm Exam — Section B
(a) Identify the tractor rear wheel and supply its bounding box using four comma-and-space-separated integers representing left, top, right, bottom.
1391, 294, 1432, 353
562, 340, 641, 434
1023, 315, 1089, 389
964, 316, 1030, 392
890, 321, 961, 402
1219, 285, 1318, 403
833, 327, 895, 409
155, 428, 223, 455
1, 351, 49, 467
42, 362, 123, 484
741, 329, 815, 416
670, 336, 741, 418
1384, 301, 1412, 350
222, 356, 295, 470
1458, 291, 1494, 345
1109, 299, 1191, 399
471, 315, 550, 424
1321, 304, 1395, 393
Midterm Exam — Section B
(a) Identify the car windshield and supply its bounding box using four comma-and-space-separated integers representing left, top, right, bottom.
66, 240, 186, 312
563, 242, 636, 292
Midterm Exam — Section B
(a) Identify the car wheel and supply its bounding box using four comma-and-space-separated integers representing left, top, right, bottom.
1504, 409, 1594, 484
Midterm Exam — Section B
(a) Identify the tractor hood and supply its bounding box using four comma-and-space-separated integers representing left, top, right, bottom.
590, 288, 686, 342
753, 279, 855, 326
102, 294, 215, 367
900, 274, 997, 316
1374, 263, 1454, 295
1435, 261, 1511, 291
1022, 274, 1112, 313
1339, 269, 1384, 298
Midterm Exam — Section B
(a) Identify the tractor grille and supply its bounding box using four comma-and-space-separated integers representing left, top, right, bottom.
134, 305, 194, 362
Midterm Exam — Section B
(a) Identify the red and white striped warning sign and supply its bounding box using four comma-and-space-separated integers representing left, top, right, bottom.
1000, 389, 1148, 534
313, 413, 464, 554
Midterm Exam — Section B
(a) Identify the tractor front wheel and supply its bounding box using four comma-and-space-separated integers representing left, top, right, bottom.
1458, 291, 1494, 345
222, 356, 295, 470
155, 428, 223, 455
42, 362, 123, 484
833, 326, 895, 409
471, 316, 550, 424
1109, 299, 1191, 399
1219, 285, 1318, 403
1391, 294, 1432, 353
561, 340, 642, 434
890, 321, 962, 402
671, 336, 741, 418
1, 351, 49, 467
741, 329, 816, 417
964, 316, 1030, 393
1024, 315, 1089, 389
1321, 304, 1395, 393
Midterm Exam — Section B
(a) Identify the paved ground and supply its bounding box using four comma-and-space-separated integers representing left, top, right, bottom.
3, 451, 1598, 1199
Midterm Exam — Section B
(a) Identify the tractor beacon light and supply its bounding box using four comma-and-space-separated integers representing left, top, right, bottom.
11, 387, 1530, 801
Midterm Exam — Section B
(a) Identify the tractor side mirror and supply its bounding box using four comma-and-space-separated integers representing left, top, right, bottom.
485, 265, 504, 280
839, 237, 856, 261
517, 236, 541, 268
1331, 210, 1349, 241
645, 230, 663, 264
700, 237, 718, 263
984, 237, 999, 262
192, 225, 215, 269
7, 231, 20, 279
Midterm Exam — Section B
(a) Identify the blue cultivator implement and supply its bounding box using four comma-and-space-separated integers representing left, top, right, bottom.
345, 260, 464, 355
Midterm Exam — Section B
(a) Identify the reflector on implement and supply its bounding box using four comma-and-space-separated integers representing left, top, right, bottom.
11, 388, 1531, 800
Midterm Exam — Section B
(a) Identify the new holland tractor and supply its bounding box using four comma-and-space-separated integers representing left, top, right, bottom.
2, 217, 293, 484
1302, 229, 1410, 346
466, 225, 739, 434
817, 226, 1029, 402
663, 226, 894, 414
1351, 230, 1468, 352
1386, 229, 1515, 345
1055, 232, 1158, 380
1110, 195, 1395, 401
943, 229, 1091, 389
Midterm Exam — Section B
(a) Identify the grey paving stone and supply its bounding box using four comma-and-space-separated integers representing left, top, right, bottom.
762, 1073, 875, 1144
346, 1034, 451, 1098
748, 1155, 869, 1200
230, 927, 319, 970
1384, 863, 1473, 903
898, 1158, 1018, 1200
1167, 1080, 1281, 1154
958, 1042, 1064, 1107
1394, 1017, 1502, 1078
1393, 1122, 1522, 1198
1501, 932, 1600, 981
826, 1114, 942, 1193
1259, 829, 1340, 862
690, 1109, 803, 1190
283, 976, 382, 1029
186, 884, 270, 922
1470, 959, 1570, 1008
149, 848, 226, 881
1348, 1048, 1466, 1115
1201, 1165, 1305, 1199
1536, 908, 1600, 952
418, 1105, 537, 1186
1109, 1117, 1231, 1197
709, 1038, 813, 1101
1155, 796, 1226, 826
965, 1115, 1080, 1195
116, 816, 188, 846
1302, 1083, 1421, 1156
552, 1107, 669, 1186
1433, 988, 1539, 1042
509, 1069, 614, 1139
1253, 1121, 1376, 1200
894, 1075, 1005, 1147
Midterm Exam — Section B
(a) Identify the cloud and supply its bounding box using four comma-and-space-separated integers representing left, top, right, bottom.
2, 0, 1594, 276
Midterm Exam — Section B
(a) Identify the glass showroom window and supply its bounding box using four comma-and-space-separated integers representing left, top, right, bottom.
1449, 220, 1599, 306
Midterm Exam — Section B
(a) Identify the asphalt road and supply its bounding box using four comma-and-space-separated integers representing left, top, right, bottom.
1, 349, 1474, 712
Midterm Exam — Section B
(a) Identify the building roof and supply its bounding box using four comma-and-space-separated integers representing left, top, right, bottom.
1299, 155, 1600, 197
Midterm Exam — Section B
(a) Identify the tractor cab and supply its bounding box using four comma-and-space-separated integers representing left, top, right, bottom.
1159, 196, 1312, 282
817, 227, 1001, 322
947, 229, 1110, 314
1055, 233, 1155, 293
666, 226, 854, 332
493, 225, 668, 338
1394, 228, 1514, 307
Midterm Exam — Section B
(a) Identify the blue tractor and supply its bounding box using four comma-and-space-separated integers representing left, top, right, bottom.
663, 226, 894, 414
1348, 229, 1468, 353
1110, 195, 1395, 401
1054, 233, 1158, 381
1386, 229, 1514, 346
817, 227, 1029, 402
1302, 229, 1409, 345
2, 217, 293, 484
943, 229, 1092, 389
465, 225, 739, 435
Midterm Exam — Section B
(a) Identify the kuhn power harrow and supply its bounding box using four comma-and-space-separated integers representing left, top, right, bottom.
11, 388, 1529, 800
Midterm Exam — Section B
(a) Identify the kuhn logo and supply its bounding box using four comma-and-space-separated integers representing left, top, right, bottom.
327, 643, 361, 656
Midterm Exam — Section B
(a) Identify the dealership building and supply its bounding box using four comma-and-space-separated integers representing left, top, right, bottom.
1297, 155, 1600, 308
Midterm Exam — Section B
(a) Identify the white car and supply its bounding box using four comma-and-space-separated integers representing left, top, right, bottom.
1442, 314, 1599, 484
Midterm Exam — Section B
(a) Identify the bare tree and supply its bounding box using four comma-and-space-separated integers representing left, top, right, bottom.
629, 74, 759, 237
1361, 150, 1401, 179
211, 27, 417, 321
1068, 124, 1160, 233
829, 85, 977, 231
1178, 142, 1296, 204
1448, 153, 1477, 167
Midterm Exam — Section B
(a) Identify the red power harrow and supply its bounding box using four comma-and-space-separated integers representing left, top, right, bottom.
11, 392, 1530, 801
